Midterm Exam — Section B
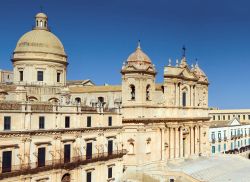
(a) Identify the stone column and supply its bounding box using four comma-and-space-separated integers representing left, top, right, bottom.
175, 127, 179, 158
179, 127, 183, 158
170, 127, 175, 159
161, 128, 165, 161
195, 126, 199, 155
190, 125, 194, 155
166, 127, 170, 159
199, 125, 201, 155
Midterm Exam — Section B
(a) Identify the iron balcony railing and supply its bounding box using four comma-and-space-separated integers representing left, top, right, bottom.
0, 150, 127, 180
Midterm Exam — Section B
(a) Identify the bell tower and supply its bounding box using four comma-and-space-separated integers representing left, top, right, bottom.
121, 42, 157, 116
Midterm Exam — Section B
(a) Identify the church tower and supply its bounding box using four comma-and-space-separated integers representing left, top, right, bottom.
121, 42, 156, 118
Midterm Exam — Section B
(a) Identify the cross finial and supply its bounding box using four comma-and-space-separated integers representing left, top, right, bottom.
182, 45, 186, 58
137, 40, 141, 49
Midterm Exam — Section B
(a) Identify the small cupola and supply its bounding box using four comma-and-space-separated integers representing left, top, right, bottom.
34, 12, 48, 30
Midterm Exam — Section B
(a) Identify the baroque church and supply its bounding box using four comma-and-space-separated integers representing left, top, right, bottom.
0, 12, 210, 182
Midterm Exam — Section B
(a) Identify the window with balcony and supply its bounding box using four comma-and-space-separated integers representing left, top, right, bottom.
39, 116, 45, 129
4, 116, 11, 130
108, 140, 113, 156
38, 147, 45, 167
86, 142, 92, 160
87, 116, 91, 127
64, 144, 71, 163
37, 71, 43, 81
65, 116, 70, 128
218, 144, 221, 152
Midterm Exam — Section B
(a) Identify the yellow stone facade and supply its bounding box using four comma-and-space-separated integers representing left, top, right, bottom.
0, 12, 211, 182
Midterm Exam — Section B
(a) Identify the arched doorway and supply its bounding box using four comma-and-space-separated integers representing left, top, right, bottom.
61, 173, 70, 182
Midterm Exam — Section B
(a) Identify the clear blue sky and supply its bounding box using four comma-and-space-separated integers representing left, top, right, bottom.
0, 0, 250, 109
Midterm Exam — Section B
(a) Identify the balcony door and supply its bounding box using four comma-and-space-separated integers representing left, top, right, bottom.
38, 147, 45, 167
108, 140, 113, 155
2, 151, 12, 173
86, 143, 92, 160
64, 144, 71, 163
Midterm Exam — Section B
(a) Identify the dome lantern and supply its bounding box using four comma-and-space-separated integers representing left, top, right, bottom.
35, 13, 48, 30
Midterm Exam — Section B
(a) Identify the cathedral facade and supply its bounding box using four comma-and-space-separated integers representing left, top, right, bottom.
0, 12, 210, 182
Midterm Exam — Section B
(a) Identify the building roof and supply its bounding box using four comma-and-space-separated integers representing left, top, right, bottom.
67, 79, 95, 86
69, 85, 122, 93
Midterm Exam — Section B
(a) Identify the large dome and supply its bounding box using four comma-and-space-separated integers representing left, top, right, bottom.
14, 29, 66, 57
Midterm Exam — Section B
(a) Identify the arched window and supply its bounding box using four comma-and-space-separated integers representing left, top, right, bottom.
98, 97, 104, 103
182, 92, 186, 107
146, 84, 150, 101
36, 20, 38, 27
44, 21, 47, 27
130, 85, 135, 100
40, 20, 43, 27
145, 138, 151, 153
61, 173, 70, 182
128, 143, 134, 154
75, 97, 81, 104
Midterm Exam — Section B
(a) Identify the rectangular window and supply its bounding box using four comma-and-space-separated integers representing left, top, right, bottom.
228, 115, 230, 120
238, 115, 240, 119
86, 171, 92, 182
108, 140, 113, 155
57, 72, 61, 82
64, 144, 71, 163
212, 146, 215, 154
213, 116, 215, 120
248, 115, 250, 120
86, 142, 92, 160
231, 143, 234, 150
211, 132, 215, 139
2, 151, 12, 173
38, 147, 45, 167
87, 116, 91, 127
37, 71, 43, 81
224, 143, 226, 151
218, 116, 220, 120
218, 132, 221, 139
218, 145, 221, 152
108, 167, 112, 179
39, 116, 45, 129
223, 115, 225, 120
4, 116, 11, 130
65, 116, 70, 128
243, 115, 246, 120
19, 71, 23, 81
108, 116, 112, 126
